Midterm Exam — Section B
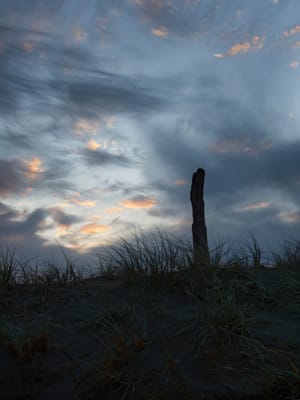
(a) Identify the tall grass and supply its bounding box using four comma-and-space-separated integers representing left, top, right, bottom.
0, 314, 51, 363
272, 239, 300, 269
2, 231, 300, 399
103, 228, 193, 286
1, 231, 300, 291
0, 246, 85, 289
0, 245, 18, 288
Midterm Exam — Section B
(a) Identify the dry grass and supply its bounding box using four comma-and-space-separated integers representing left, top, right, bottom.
1, 231, 300, 399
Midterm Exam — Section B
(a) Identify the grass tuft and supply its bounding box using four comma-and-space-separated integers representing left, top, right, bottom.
104, 227, 193, 287
0, 245, 18, 288
0, 315, 52, 363
272, 240, 300, 269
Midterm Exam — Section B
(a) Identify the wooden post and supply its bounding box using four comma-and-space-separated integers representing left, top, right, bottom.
190, 168, 209, 264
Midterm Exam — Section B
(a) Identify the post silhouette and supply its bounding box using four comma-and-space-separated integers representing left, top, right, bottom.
190, 168, 209, 264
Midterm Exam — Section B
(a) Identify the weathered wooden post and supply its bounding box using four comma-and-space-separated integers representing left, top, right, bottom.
190, 168, 209, 264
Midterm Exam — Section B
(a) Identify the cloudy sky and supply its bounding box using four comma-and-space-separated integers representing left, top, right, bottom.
0, 0, 299, 262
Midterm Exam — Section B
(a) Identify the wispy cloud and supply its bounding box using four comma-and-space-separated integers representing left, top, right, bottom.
0, 159, 28, 197
174, 179, 187, 185
68, 196, 96, 208
215, 35, 264, 58
278, 211, 300, 223
290, 61, 299, 69
72, 27, 88, 42
292, 41, 300, 49
135, 0, 172, 15
210, 138, 272, 155
73, 118, 100, 136
235, 202, 270, 213
86, 140, 102, 151
23, 42, 34, 53
49, 207, 81, 229
214, 53, 225, 59
82, 148, 131, 167
283, 25, 300, 38
80, 223, 111, 234
105, 206, 123, 214
151, 27, 168, 37
24, 157, 43, 180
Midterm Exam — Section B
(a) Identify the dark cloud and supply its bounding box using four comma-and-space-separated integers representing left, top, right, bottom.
56, 69, 166, 120
39, 158, 78, 194
0, 205, 46, 238
0, 18, 166, 119
0, 159, 27, 197
0, 201, 85, 264
0, 0, 299, 259
141, 91, 300, 249
0, 127, 33, 150
81, 148, 131, 167
0, 202, 21, 220
148, 206, 179, 218
0, 157, 76, 199
0, 203, 81, 239
49, 208, 82, 227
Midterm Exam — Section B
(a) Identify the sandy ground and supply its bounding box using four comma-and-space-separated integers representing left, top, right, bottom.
1, 267, 300, 399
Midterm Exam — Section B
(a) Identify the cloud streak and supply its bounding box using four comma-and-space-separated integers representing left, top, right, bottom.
121, 195, 157, 209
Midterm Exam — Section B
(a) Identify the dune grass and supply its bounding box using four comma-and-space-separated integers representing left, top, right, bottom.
1, 231, 300, 399
0, 314, 52, 363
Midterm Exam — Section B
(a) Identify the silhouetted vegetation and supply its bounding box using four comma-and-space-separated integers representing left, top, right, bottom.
1, 230, 300, 399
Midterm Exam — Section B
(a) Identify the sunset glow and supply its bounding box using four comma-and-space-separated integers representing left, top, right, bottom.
121, 196, 157, 209
80, 223, 111, 235
0, 0, 299, 259
86, 140, 102, 151
151, 27, 168, 38
24, 158, 43, 180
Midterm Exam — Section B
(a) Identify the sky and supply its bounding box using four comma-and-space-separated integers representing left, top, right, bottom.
0, 0, 300, 264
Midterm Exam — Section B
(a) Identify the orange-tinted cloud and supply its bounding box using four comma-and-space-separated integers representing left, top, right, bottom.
68, 198, 96, 208
283, 25, 300, 38
235, 202, 270, 212
121, 195, 156, 209
151, 27, 168, 37
228, 41, 251, 55
73, 27, 88, 42
57, 224, 70, 235
86, 140, 102, 151
24, 157, 43, 180
229, 36, 264, 55
105, 206, 123, 214
88, 214, 101, 222
216, 35, 264, 58
174, 179, 187, 185
278, 211, 300, 223
80, 223, 111, 234
73, 118, 100, 136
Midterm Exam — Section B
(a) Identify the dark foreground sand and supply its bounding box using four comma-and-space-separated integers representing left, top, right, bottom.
1, 266, 300, 400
